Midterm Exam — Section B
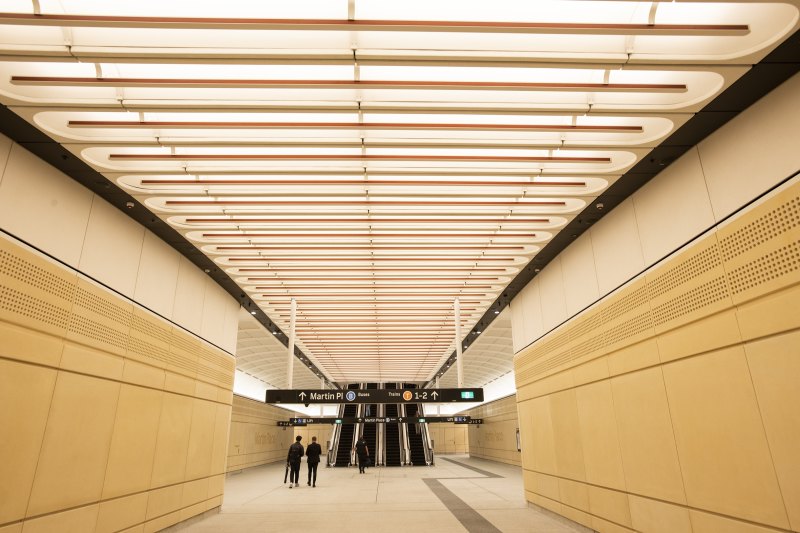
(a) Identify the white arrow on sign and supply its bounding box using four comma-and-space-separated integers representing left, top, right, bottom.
299, 392, 307, 401
431, 391, 439, 400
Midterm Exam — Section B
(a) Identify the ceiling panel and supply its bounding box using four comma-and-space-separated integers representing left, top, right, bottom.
0, 0, 797, 384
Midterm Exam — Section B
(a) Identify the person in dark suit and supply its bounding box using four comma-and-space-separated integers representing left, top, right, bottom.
286, 435, 304, 488
306, 436, 322, 487
354, 435, 369, 474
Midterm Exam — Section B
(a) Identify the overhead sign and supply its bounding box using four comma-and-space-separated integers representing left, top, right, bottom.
456, 418, 484, 425
284, 416, 473, 425
266, 388, 483, 404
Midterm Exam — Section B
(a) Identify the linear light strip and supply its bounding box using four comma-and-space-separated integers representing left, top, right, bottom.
248, 276, 501, 280
189, 217, 550, 223
12, 77, 687, 93
209, 233, 536, 238
253, 284, 494, 289
169, 200, 566, 206
114, 154, 610, 162
0, 13, 749, 35
71, 120, 642, 133
143, 179, 586, 187
236, 267, 509, 271
233, 257, 516, 262
217, 245, 525, 250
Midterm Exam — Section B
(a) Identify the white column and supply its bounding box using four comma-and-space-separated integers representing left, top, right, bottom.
435, 375, 441, 415
287, 298, 296, 389
455, 297, 463, 388
319, 376, 325, 415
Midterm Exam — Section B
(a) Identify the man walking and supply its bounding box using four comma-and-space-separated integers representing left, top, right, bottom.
354, 435, 369, 474
287, 435, 304, 488
306, 436, 322, 487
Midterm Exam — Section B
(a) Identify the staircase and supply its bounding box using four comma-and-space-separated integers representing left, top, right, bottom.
334, 384, 360, 467
405, 403, 427, 466
384, 384, 402, 466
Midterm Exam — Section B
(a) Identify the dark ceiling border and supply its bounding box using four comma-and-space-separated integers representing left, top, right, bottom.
430, 29, 800, 383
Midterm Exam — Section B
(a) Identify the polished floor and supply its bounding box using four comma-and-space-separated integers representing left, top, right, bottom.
184, 455, 584, 532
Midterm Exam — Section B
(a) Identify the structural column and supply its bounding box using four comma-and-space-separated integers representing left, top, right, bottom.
287, 297, 296, 389
454, 297, 463, 388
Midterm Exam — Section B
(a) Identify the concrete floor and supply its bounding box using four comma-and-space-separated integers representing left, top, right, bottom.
183, 456, 585, 532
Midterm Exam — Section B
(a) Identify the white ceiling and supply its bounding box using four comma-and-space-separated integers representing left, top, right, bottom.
0, 0, 797, 385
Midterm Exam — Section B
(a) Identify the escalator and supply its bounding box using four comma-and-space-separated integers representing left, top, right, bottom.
384, 384, 402, 466
361, 383, 378, 467
334, 384, 360, 467
405, 403, 427, 466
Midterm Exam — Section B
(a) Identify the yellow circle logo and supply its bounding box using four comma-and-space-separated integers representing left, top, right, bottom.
402, 391, 412, 401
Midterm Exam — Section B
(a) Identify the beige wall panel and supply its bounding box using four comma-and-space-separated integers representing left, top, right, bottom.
200, 279, 229, 350
717, 182, 800, 308
606, 338, 660, 377
0, 144, 93, 267
561, 232, 601, 317
210, 404, 232, 476
127, 308, 171, 372
95, 492, 148, 533
150, 394, 193, 488
0, 523, 22, 533
133, 231, 180, 319
68, 278, 132, 358
571, 356, 609, 387
575, 381, 627, 491
633, 147, 715, 265
689, 509, 787, 533
185, 400, 217, 480
610, 367, 686, 504
590, 199, 645, 296
195, 380, 218, 402
520, 278, 545, 348
538, 256, 568, 333
628, 495, 692, 533
78, 197, 145, 298
735, 283, 800, 342
510, 296, 526, 353
164, 371, 196, 396
103, 385, 163, 499
528, 396, 558, 475
0, 360, 57, 524
558, 478, 589, 512
656, 308, 741, 364
662, 347, 788, 528
143, 510, 181, 533
20, 504, 98, 533
26, 372, 120, 517
549, 389, 587, 481
171, 257, 206, 334
587, 485, 632, 528
0, 239, 77, 342
0, 133, 11, 182
531, 493, 562, 516
121, 359, 166, 390
0, 321, 63, 368
59, 342, 124, 381
181, 478, 210, 508
591, 516, 635, 533
599, 279, 654, 358
207, 475, 225, 499
560, 505, 594, 530
699, 72, 800, 221
647, 234, 732, 337
179, 501, 207, 523
745, 331, 800, 530
145, 484, 183, 522
120, 526, 144, 533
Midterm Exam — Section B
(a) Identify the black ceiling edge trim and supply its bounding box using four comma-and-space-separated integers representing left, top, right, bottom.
428, 28, 800, 385
0, 105, 329, 383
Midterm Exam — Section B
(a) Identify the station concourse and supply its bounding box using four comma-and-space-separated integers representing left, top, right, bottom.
0, 2, 799, 532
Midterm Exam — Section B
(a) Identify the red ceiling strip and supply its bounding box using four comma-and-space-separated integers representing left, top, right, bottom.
0, 13, 749, 34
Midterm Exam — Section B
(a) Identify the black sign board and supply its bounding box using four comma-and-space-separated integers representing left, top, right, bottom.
283, 416, 473, 425
457, 418, 484, 425
266, 388, 483, 404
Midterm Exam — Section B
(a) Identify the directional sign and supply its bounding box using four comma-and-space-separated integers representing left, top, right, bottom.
455, 417, 484, 425
284, 416, 471, 425
266, 388, 483, 404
